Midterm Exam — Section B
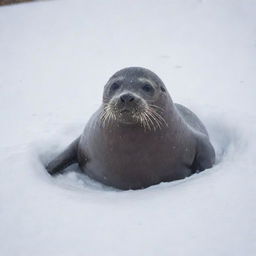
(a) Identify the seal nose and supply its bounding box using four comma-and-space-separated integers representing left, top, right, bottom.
120, 93, 135, 103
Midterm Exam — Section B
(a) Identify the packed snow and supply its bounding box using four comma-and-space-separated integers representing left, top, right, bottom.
0, 0, 256, 255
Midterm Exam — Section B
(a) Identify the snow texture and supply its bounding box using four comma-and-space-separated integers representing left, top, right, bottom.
0, 0, 256, 255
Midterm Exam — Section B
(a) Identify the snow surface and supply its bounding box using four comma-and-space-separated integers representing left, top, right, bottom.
1, 0, 256, 255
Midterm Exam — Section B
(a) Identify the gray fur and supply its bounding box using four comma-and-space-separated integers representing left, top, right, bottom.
46, 67, 215, 190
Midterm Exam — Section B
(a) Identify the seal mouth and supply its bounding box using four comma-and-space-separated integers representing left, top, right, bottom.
120, 109, 131, 114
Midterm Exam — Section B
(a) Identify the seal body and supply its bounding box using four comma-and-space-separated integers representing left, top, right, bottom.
47, 67, 215, 190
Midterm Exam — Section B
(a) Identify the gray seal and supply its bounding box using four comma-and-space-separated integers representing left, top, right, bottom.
46, 67, 215, 190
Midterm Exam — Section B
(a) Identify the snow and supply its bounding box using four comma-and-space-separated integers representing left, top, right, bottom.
0, 0, 256, 255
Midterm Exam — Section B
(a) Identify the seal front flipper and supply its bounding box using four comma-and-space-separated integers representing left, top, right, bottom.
191, 135, 216, 173
46, 137, 80, 175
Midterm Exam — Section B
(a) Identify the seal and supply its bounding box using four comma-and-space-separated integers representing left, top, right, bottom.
46, 67, 215, 190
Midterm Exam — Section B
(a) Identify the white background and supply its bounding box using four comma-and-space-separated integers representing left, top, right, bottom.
0, 0, 256, 255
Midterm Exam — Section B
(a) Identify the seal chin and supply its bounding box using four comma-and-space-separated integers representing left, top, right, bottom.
117, 108, 143, 125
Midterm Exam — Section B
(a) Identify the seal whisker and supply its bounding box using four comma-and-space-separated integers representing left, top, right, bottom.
101, 104, 116, 128
137, 112, 150, 131
144, 111, 157, 131
135, 112, 147, 131
148, 106, 168, 128
146, 110, 162, 130
143, 112, 152, 131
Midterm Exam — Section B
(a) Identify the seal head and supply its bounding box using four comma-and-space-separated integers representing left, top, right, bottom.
101, 67, 169, 130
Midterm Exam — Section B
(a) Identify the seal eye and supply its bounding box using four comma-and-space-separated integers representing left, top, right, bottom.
160, 86, 166, 92
111, 83, 120, 91
142, 84, 154, 93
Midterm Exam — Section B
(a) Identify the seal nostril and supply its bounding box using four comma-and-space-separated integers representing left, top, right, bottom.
120, 93, 135, 103
129, 96, 134, 102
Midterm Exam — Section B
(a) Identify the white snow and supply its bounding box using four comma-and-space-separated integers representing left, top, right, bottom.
0, 0, 256, 255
